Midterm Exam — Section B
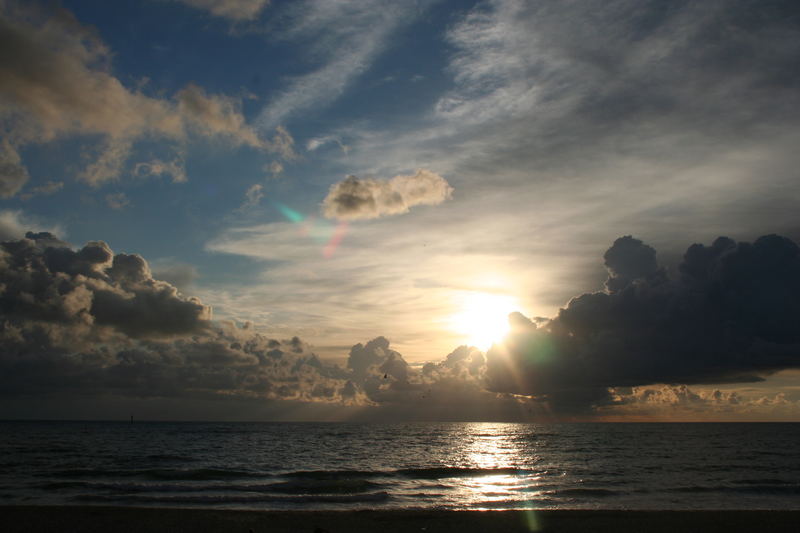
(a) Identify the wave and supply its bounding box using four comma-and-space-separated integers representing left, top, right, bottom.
667, 484, 800, 495
73, 491, 391, 505
49, 468, 266, 481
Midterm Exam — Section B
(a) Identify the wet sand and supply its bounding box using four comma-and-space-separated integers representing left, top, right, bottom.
1, 506, 799, 532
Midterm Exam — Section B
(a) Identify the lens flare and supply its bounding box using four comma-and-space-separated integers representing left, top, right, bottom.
323, 222, 348, 258
273, 202, 349, 259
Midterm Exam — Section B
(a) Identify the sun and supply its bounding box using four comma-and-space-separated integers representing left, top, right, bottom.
449, 292, 519, 350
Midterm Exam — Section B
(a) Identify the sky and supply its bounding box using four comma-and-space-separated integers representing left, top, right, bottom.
1, 0, 800, 421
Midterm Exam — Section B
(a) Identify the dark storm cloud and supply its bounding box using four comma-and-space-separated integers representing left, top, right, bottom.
0, 233, 366, 405
0, 232, 210, 340
3, 230, 799, 419
485, 234, 800, 412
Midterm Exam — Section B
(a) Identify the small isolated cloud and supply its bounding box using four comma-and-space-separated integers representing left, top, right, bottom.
306, 135, 349, 154
105, 192, 131, 210
322, 169, 453, 221
239, 183, 264, 210
173, 0, 270, 21
133, 158, 186, 183
264, 160, 283, 178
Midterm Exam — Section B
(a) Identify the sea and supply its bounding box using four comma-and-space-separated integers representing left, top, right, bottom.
1, 421, 799, 511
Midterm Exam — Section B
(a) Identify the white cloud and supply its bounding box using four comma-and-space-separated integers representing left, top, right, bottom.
256, 1, 426, 130
0, 209, 61, 241
307, 135, 349, 154
239, 183, 264, 210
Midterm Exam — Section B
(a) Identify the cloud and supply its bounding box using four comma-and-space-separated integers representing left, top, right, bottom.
0, 140, 28, 198
256, 1, 426, 130
0, 209, 59, 241
0, 232, 211, 340
0, 2, 291, 191
176, 84, 264, 149
132, 158, 187, 183
239, 183, 264, 210
0, 231, 359, 406
105, 192, 131, 210
263, 160, 283, 178
322, 169, 453, 221
485, 234, 800, 413
2, 230, 800, 420
307, 135, 349, 154
150, 261, 199, 292
604, 384, 800, 421
19, 180, 63, 200
173, 0, 270, 21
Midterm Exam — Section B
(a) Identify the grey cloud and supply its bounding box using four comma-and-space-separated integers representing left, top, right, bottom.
174, 0, 270, 21
322, 169, 453, 221
4, 229, 799, 420
0, 140, 28, 198
151, 261, 199, 292
485, 233, 800, 413
0, 232, 210, 343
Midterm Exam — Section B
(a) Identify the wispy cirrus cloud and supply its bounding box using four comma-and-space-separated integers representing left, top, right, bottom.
173, 0, 270, 21
256, 0, 431, 130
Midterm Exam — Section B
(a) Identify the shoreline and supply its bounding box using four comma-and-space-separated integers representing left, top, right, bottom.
2, 506, 800, 532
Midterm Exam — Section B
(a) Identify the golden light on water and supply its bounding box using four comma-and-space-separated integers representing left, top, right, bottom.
456, 423, 545, 527
449, 292, 520, 350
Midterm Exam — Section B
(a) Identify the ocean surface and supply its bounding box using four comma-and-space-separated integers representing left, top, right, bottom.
1, 421, 799, 511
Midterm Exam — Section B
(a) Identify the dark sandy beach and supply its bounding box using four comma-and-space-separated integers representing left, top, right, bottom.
1, 507, 799, 533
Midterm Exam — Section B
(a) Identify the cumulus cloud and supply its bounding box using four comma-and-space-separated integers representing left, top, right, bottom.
322, 169, 453, 221
0, 233, 211, 341
485, 234, 800, 413
0, 233, 508, 416
174, 0, 270, 21
150, 261, 199, 292
0, 209, 59, 241
0, 2, 291, 191
0, 232, 363, 407
3, 229, 799, 420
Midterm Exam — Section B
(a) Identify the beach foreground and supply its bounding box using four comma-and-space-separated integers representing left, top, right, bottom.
1, 507, 799, 533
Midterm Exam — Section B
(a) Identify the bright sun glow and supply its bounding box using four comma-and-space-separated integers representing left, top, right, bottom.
449, 292, 519, 350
